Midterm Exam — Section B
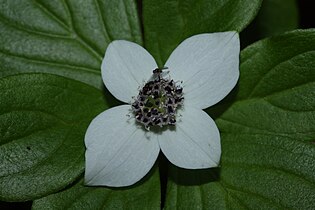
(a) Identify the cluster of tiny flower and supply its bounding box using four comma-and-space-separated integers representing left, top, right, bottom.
131, 68, 184, 130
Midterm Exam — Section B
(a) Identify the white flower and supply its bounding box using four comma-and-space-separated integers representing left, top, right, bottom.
84, 32, 240, 187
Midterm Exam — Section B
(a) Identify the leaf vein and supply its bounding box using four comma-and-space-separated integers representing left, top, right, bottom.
219, 180, 286, 209
94, 0, 112, 42
247, 51, 315, 98
0, 49, 100, 74
63, 0, 103, 60
0, 12, 69, 38
0, 124, 56, 147
217, 181, 251, 210
219, 118, 313, 136
222, 161, 315, 187
32, 0, 70, 30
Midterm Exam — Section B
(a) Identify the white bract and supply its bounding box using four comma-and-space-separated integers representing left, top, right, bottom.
85, 32, 240, 187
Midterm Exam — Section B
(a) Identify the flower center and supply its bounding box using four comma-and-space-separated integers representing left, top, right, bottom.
131, 68, 184, 130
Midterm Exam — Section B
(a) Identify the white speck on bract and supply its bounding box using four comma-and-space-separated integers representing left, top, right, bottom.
84, 32, 240, 187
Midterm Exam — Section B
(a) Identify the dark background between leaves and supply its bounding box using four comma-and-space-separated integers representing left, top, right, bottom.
0, 0, 314, 209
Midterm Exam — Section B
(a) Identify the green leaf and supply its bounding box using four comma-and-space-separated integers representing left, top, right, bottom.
0, 73, 106, 201
0, 0, 142, 89
238, 29, 315, 100
165, 29, 315, 209
142, 0, 262, 66
32, 168, 160, 210
241, 0, 299, 46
